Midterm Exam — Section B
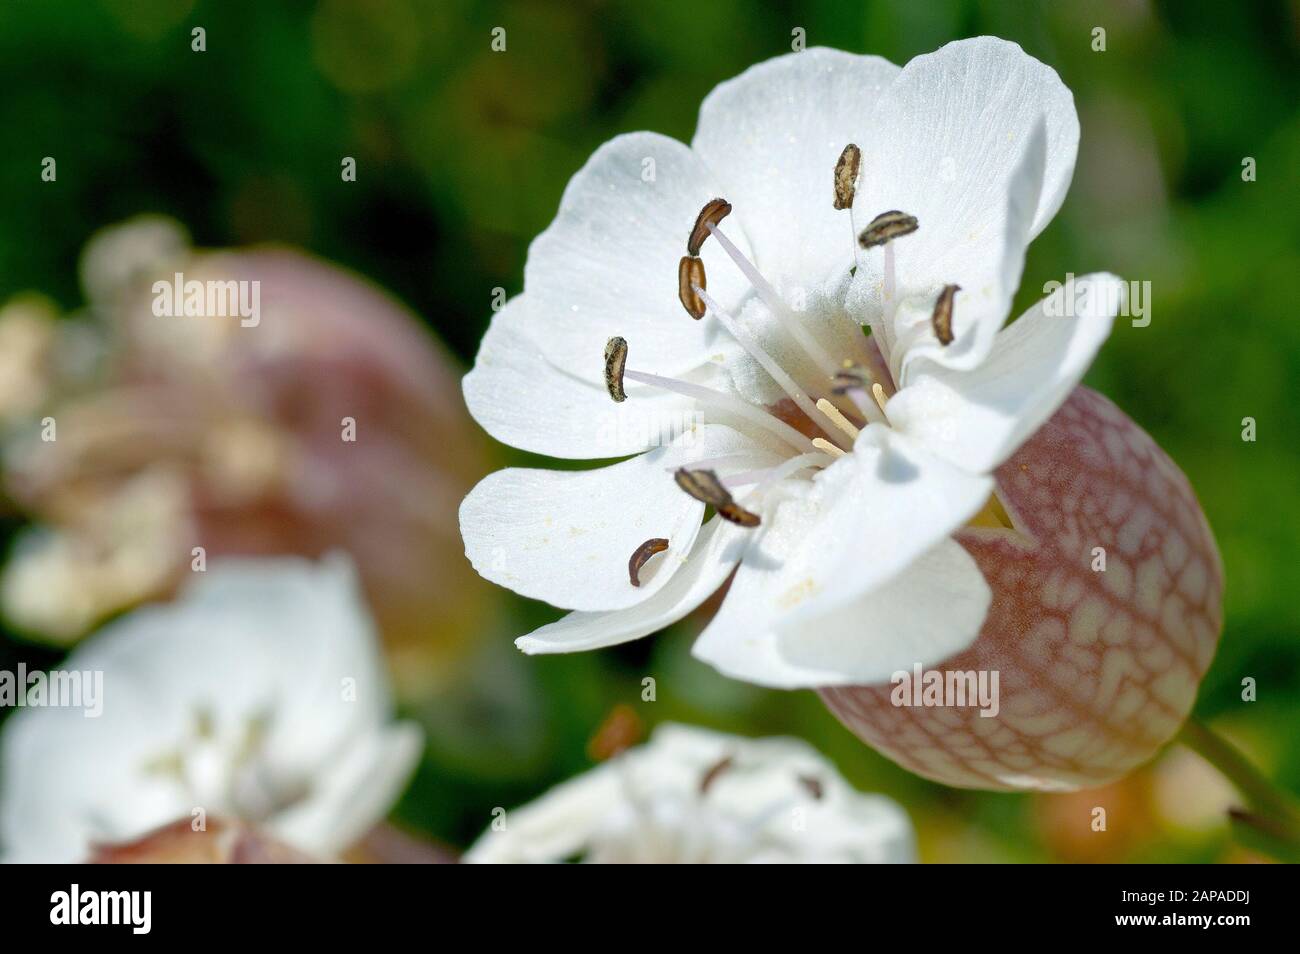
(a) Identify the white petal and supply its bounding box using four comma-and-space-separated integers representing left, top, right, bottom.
463, 294, 706, 459
467, 723, 915, 863
774, 539, 991, 686
460, 425, 776, 613
271, 722, 422, 857
0, 557, 412, 862
465, 763, 621, 863
886, 273, 1123, 472
524, 132, 753, 381
516, 514, 748, 654
854, 35, 1076, 254
890, 115, 1047, 378
692, 427, 991, 688
805, 427, 993, 609
849, 37, 1078, 372
692, 47, 901, 284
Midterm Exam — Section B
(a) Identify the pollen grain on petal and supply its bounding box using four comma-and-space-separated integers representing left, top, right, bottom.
605, 335, 629, 402
858, 210, 918, 248
688, 198, 732, 256
678, 256, 707, 320
833, 144, 861, 211
628, 537, 669, 587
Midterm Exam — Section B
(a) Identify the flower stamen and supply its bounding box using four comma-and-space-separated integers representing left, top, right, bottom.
695, 286, 848, 450
621, 368, 815, 453
699, 756, 734, 795
604, 337, 814, 452
872, 382, 889, 417
628, 537, 670, 587
678, 256, 707, 319
859, 211, 918, 357
832, 362, 887, 425
880, 239, 898, 349
688, 198, 732, 256
858, 210, 918, 249
811, 437, 846, 458
674, 467, 762, 527
703, 218, 838, 376
815, 397, 860, 441
931, 283, 960, 346
605, 336, 629, 402
797, 775, 825, 800
834, 144, 863, 271
833, 144, 860, 211
722, 451, 831, 489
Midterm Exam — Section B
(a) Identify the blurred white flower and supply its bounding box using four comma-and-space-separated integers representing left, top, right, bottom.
0, 469, 193, 641
2, 217, 495, 697
0, 295, 59, 429
0, 556, 421, 863
466, 723, 913, 863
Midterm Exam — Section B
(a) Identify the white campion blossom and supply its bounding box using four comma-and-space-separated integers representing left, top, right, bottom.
461, 38, 1123, 688
0, 556, 421, 863
467, 723, 914, 863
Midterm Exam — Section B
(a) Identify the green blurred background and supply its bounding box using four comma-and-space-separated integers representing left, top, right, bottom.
1, 0, 1297, 862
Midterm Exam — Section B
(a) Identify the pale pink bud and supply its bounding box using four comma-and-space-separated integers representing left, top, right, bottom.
821, 387, 1223, 790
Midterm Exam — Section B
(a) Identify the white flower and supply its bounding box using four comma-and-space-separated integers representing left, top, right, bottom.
0, 556, 421, 863
466, 723, 913, 863
460, 38, 1124, 688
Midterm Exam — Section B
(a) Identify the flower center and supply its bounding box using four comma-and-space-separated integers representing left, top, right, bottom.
606, 145, 993, 571
139, 705, 310, 826
584, 754, 827, 863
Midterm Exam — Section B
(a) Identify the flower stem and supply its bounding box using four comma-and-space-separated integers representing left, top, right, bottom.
1178, 717, 1300, 858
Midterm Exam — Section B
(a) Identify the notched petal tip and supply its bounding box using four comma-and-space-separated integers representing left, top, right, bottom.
858, 210, 918, 248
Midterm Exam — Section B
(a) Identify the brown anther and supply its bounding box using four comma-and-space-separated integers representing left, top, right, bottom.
699, 756, 735, 795
797, 775, 825, 800
628, 537, 669, 587
831, 361, 870, 395
688, 198, 732, 256
678, 256, 707, 319
833, 144, 861, 210
673, 467, 761, 527
858, 210, 918, 248
717, 498, 762, 527
674, 467, 729, 505
605, 336, 629, 402
586, 704, 643, 762
931, 284, 960, 346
